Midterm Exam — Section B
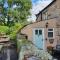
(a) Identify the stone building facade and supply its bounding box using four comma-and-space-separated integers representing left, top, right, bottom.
18, 0, 60, 51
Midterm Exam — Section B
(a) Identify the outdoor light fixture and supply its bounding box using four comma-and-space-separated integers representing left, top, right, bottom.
46, 22, 48, 28
45, 38, 47, 41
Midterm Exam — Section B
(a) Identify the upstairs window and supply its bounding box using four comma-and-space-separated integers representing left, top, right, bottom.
43, 9, 48, 20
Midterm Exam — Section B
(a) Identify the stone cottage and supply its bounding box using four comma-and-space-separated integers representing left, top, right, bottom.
18, 0, 60, 51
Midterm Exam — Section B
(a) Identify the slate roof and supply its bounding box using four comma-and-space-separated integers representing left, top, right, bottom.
36, 0, 56, 19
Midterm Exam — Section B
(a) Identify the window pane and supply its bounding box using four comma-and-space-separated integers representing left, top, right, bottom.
48, 32, 53, 37
39, 30, 42, 35
35, 30, 38, 35
48, 29, 53, 31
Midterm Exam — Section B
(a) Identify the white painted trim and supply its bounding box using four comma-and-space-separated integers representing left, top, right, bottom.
43, 28, 45, 51
53, 28, 55, 39
47, 28, 55, 39
32, 28, 45, 51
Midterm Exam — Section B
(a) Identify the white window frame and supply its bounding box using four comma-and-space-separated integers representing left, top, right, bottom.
48, 28, 54, 38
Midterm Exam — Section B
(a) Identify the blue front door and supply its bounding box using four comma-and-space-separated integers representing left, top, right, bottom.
33, 28, 43, 49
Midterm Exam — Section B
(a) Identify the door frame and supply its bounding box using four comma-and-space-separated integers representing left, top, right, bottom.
33, 28, 45, 50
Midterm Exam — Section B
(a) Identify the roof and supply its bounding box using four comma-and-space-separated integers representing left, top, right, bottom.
17, 22, 38, 33
36, 0, 56, 18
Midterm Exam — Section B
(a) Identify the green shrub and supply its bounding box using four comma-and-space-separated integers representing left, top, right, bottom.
0, 23, 27, 44
0, 26, 9, 34
17, 39, 32, 52
9, 23, 24, 40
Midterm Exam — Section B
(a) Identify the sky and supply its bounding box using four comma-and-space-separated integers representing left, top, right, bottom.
27, 0, 52, 22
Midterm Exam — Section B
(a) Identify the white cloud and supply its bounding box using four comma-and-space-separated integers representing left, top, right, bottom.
12, 4, 17, 8
32, 0, 52, 14
27, 14, 36, 22
28, 0, 52, 22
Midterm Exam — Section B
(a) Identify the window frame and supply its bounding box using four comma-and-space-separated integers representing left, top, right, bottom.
35, 29, 42, 35
48, 28, 54, 38
43, 9, 48, 20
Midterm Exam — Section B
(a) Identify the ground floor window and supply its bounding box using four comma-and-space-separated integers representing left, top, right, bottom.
48, 29, 54, 38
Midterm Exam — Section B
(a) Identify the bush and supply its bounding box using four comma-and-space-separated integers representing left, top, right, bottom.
0, 26, 9, 34
9, 23, 24, 40
17, 39, 32, 52
47, 46, 53, 54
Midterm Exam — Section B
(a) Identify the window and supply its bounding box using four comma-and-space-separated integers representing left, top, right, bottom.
39, 30, 42, 35
35, 30, 38, 35
35, 30, 42, 35
43, 9, 48, 20
48, 29, 54, 38
45, 12, 48, 20
48, 29, 53, 31
43, 12, 48, 20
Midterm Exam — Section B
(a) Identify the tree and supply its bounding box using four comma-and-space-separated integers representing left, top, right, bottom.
0, 0, 32, 27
